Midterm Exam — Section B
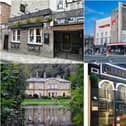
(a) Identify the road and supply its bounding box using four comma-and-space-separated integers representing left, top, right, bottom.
84, 55, 126, 63
0, 51, 82, 64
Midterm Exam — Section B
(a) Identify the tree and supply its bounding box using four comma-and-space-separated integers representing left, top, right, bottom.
1, 64, 27, 125
69, 64, 83, 125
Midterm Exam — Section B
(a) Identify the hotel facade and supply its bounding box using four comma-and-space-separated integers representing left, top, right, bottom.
94, 2, 126, 54
8, 0, 83, 60
26, 76, 71, 98
88, 63, 126, 126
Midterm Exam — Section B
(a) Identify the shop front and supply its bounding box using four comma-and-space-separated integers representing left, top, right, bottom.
8, 9, 54, 58
52, 8, 83, 60
89, 64, 126, 126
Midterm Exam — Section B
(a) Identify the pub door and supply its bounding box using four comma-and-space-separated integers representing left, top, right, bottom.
3, 35, 9, 50
62, 32, 71, 51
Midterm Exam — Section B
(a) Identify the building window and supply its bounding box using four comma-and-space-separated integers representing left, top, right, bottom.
29, 84, 33, 89
48, 92, 50, 96
28, 28, 42, 45
63, 92, 65, 97
55, 84, 57, 89
105, 32, 107, 36
12, 30, 20, 43
57, 0, 64, 9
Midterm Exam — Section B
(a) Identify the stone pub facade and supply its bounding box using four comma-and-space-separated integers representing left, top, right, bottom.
8, 0, 83, 60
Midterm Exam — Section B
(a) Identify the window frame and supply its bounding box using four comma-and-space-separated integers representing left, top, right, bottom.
12, 29, 21, 43
28, 28, 43, 45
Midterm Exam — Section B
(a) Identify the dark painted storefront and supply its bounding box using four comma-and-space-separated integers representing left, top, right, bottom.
52, 8, 83, 60
89, 64, 126, 126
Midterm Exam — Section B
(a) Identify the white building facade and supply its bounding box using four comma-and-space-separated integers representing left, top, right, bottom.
94, 17, 111, 46
94, 2, 126, 54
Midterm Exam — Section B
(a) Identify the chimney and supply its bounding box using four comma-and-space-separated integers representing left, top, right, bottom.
43, 72, 46, 78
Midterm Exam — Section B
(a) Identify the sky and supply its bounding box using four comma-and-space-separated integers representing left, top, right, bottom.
85, 0, 126, 36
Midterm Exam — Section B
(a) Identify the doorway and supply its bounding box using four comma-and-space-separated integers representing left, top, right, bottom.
62, 32, 71, 51
3, 35, 9, 50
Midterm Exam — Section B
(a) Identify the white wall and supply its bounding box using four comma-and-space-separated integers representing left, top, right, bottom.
95, 17, 111, 45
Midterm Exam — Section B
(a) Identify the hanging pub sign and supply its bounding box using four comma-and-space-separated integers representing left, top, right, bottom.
20, 4, 26, 13
101, 64, 126, 80
44, 33, 49, 44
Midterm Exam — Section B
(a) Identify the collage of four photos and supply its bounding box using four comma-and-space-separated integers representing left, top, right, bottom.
0, 0, 126, 126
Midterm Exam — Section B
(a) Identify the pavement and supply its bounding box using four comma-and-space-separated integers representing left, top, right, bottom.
85, 55, 126, 63
0, 51, 82, 64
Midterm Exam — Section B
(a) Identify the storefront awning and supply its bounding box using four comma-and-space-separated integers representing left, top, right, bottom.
51, 24, 83, 31
107, 42, 126, 46
8, 22, 43, 29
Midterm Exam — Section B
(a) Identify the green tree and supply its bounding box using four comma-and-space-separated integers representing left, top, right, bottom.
69, 64, 83, 125
1, 64, 27, 125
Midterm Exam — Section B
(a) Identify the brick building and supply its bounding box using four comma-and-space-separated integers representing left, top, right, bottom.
0, 2, 11, 50
8, 0, 83, 60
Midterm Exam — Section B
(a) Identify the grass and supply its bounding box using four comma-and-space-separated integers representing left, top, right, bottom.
22, 99, 71, 106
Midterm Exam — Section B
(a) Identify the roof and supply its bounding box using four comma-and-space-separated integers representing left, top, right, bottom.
26, 77, 71, 83
0, 2, 11, 7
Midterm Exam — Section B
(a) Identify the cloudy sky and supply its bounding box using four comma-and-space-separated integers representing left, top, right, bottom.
85, 0, 126, 36
0, 0, 11, 5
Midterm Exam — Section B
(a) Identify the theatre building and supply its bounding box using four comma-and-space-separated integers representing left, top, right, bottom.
26, 75, 71, 98
88, 63, 126, 126
8, 0, 83, 60
109, 2, 126, 54
94, 2, 126, 54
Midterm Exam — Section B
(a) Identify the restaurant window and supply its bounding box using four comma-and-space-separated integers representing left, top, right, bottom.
118, 85, 126, 101
12, 30, 20, 42
28, 28, 42, 44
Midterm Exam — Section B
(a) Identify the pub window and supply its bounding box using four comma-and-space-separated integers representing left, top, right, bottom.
28, 28, 42, 44
12, 29, 20, 42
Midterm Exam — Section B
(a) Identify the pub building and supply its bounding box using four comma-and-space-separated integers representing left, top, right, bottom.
88, 63, 126, 126
8, 0, 83, 61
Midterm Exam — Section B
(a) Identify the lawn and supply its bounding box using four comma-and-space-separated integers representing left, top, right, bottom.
22, 99, 71, 106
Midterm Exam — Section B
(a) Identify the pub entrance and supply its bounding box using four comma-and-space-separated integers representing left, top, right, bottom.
54, 30, 83, 60
3, 35, 9, 50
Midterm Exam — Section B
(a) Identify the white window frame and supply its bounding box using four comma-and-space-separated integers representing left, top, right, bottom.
29, 83, 33, 89
28, 28, 43, 45
12, 29, 20, 43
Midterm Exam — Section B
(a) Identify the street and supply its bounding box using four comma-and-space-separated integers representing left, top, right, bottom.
84, 55, 126, 63
0, 51, 82, 64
